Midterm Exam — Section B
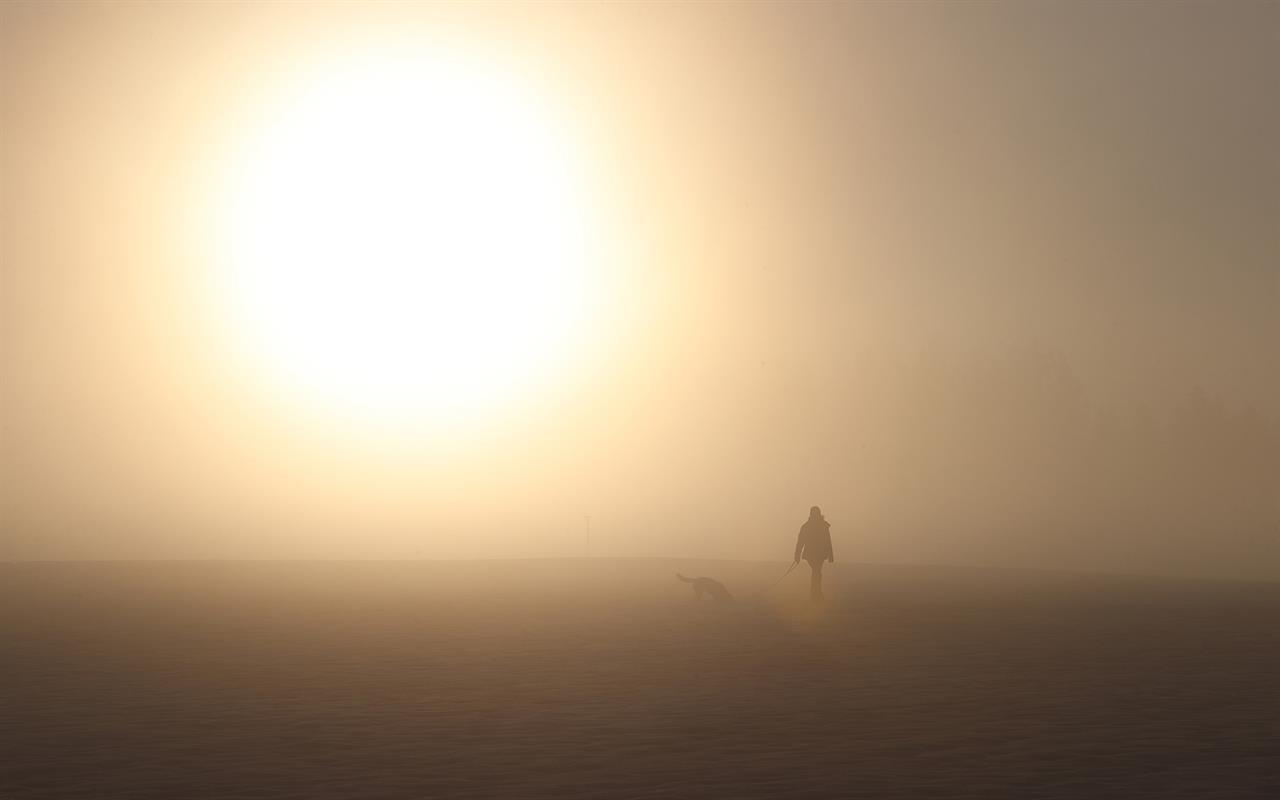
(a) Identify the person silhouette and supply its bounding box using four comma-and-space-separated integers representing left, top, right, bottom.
793, 506, 834, 601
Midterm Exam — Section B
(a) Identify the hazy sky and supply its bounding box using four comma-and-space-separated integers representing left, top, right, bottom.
2, 2, 1276, 575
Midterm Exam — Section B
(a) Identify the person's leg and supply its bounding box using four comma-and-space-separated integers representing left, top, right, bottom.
809, 559, 824, 600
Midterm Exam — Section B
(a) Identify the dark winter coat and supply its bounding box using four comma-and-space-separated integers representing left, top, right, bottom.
794, 517, 834, 564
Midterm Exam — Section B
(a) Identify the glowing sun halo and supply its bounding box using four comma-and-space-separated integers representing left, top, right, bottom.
215, 47, 599, 431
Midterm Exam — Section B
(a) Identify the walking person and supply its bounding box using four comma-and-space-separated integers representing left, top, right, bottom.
794, 506, 834, 601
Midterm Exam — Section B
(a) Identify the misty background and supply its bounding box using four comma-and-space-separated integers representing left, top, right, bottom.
2, 2, 1276, 577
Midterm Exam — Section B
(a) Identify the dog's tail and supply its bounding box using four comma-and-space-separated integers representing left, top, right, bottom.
676, 573, 695, 583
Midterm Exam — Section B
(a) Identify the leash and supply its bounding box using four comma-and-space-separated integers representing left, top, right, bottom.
753, 560, 799, 598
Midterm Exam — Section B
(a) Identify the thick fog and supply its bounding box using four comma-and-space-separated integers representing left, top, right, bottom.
2, 2, 1276, 577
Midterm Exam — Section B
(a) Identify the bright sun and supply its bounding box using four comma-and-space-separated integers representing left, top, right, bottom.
214, 46, 599, 432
